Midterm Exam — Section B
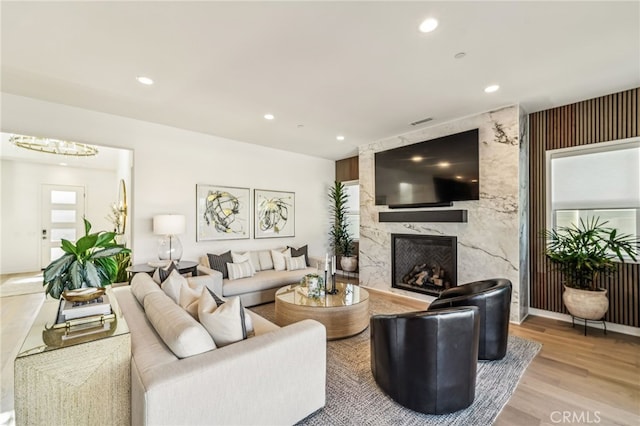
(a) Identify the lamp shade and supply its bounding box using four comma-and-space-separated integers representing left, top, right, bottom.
153, 215, 186, 235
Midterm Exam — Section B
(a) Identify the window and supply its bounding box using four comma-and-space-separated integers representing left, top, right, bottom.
547, 138, 640, 250
343, 181, 359, 240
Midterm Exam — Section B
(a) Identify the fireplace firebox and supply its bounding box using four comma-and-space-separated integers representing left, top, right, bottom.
391, 233, 457, 296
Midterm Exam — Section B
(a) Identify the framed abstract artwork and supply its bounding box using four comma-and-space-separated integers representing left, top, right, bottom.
254, 189, 295, 239
196, 184, 250, 241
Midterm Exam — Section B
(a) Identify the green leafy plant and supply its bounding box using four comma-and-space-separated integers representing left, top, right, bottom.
329, 181, 354, 257
114, 251, 132, 283
43, 218, 131, 299
544, 217, 638, 291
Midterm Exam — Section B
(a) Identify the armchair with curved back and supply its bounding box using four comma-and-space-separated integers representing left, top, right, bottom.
370, 306, 480, 414
428, 278, 512, 361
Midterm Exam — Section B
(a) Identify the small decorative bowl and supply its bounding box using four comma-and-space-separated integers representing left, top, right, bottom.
62, 287, 106, 302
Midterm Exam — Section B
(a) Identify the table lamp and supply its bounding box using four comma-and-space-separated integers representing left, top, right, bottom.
153, 214, 186, 263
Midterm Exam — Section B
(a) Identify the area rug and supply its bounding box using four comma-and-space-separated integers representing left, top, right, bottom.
0, 274, 45, 298
250, 295, 541, 426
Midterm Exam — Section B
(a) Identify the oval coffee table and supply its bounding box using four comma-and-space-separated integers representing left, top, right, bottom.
275, 282, 369, 340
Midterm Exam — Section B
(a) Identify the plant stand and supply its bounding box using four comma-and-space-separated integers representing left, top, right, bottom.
571, 315, 607, 336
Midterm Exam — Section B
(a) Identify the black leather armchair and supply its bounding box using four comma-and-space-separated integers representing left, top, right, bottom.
370, 307, 480, 414
428, 278, 512, 361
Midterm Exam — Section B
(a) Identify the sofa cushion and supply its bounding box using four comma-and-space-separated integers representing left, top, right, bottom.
289, 245, 310, 266
198, 291, 247, 347
227, 261, 255, 280
144, 291, 216, 358
207, 251, 233, 279
131, 273, 163, 305
223, 267, 316, 297
161, 269, 188, 303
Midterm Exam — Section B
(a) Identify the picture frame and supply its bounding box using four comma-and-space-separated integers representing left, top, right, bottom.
254, 189, 295, 239
196, 184, 250, 241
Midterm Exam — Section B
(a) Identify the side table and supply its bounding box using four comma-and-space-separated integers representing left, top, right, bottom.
126, 260, 199, 282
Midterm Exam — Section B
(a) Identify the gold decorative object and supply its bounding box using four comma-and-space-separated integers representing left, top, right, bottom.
62, 287, 106, 302
10, 134, 98, 156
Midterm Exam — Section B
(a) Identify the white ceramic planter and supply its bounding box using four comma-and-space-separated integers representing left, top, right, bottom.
340, 256, 358, 272
562, 285, 608, 320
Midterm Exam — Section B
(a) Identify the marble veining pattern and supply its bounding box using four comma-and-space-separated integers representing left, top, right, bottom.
359, 106, 526, 322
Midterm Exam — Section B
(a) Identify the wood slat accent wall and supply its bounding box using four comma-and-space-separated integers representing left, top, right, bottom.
335, 156, 359, 182
529, 88, 639, 327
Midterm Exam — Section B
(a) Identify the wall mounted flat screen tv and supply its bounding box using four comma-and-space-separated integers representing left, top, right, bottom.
375, 129, 479, 208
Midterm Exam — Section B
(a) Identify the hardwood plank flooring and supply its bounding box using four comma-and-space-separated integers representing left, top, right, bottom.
1, 281, 638, 425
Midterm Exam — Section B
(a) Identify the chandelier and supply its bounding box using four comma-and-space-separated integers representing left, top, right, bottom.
10, 134, 98, 157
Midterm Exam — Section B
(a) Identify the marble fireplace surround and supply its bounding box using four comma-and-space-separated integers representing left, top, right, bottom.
359, 105, 528, 323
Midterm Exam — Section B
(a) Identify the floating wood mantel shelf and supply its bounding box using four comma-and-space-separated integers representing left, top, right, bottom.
379, 210, 468, 223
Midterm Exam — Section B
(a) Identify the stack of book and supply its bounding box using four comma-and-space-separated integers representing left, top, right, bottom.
57, 294, 112, 322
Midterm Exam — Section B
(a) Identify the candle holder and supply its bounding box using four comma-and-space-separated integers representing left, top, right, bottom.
327, 270, 339, 295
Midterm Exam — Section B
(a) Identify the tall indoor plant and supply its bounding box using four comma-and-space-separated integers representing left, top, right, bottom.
329, 181, 357, 271
43, 218, 131, 299
545, 217, 638, 320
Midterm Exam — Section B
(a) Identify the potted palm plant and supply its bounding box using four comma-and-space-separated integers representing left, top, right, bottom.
43, 218, 131, 299
545, 217, 638, 320
329, 181, 357, 272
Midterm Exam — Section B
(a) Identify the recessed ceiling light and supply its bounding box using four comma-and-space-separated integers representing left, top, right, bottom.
264, 114, 275, 120
412, 156, 423, 162
419, 18, 439, 33
471, 179, 478, 183
136, 76, 154, 85
438, 161, 450, 168
484, 84, 500, 93
455, 175, 463, 180
59, 162, 68, 166
336, 135, 345, 141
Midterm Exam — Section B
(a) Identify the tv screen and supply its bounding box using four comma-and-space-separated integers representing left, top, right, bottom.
375, 129, 479, 207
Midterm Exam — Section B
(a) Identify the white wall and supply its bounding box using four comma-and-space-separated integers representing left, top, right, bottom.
1, 93, 335, 267
1, 160, 117, 273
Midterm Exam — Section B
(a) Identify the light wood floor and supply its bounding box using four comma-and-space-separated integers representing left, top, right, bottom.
1, 278, 638, 425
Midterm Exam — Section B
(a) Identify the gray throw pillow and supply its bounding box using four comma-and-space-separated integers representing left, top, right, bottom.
289, 245, 309, 266
207, 251, 233, 279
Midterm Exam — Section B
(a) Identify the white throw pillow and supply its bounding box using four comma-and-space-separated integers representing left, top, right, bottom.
231, 251, 257, 273
198, 291, 247, 347
258, 250, 274, 270
179, 281, 202, 320
227, 261, 255, 280
286, 254, 307, 271
271, 248, 291, 271
161, 269, 188, 304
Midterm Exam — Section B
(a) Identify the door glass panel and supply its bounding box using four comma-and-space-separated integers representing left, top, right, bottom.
50, 247, 65, 261
51, 210, 76, 223
51, 190, 77, 205
50, 228, 76, 242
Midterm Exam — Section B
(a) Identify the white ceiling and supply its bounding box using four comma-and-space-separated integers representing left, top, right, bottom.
1, 1, 638, 161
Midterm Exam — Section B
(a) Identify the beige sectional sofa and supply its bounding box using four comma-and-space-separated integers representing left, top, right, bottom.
113, 272, 326, 425
198, 248, 321, 307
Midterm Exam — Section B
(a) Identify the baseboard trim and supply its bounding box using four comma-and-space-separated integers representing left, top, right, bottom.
528, 308, 640, 337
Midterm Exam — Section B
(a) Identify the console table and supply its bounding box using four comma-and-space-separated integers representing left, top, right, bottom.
14, 289, 130, 426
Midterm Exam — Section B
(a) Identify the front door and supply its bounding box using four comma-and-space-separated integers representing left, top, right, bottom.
41, 184, 86, 269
